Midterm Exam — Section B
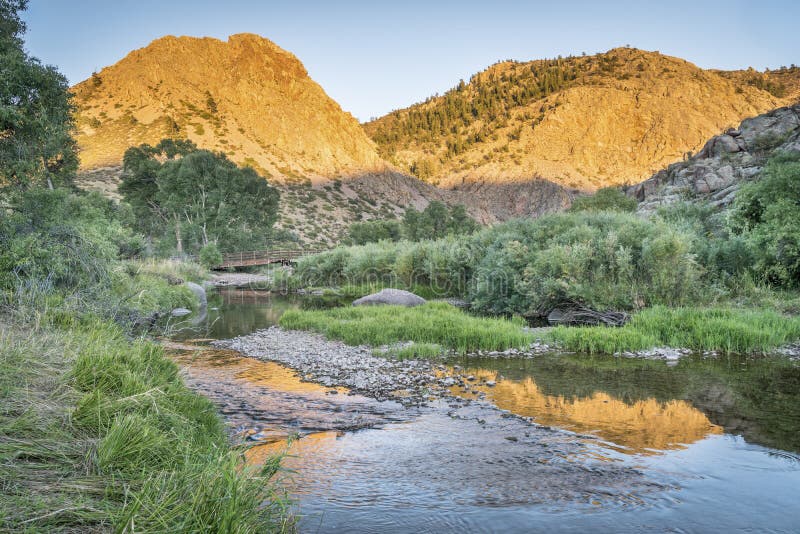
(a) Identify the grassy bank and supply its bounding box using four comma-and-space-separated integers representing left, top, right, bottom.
548, 306, 800, 354
279, 302, 532, 354
0, 316, 291, 531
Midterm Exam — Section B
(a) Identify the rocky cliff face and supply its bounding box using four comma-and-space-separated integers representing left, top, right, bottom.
366, 48, 799, 191
627, 104, 800, 212
72, 34, 385, 181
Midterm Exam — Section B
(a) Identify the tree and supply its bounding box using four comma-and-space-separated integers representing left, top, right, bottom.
402, 207, 422, 241
448, 204, 479, 235
423, 200, 450, 238
0, 0, 77, 190
345, 219, 401, 245
120, 140, 279, 254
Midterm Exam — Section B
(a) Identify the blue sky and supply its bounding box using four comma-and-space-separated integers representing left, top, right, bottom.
22, 0, 800, 121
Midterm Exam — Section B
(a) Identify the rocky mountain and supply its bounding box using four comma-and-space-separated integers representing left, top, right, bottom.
365, 48, 800, 191
72, 33, 385, 180
627, 103, 800, 212
71, 34, 458, 246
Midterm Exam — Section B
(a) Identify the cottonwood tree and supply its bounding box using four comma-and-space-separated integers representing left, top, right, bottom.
120, 140, 279, 254
0, 0, 77, 191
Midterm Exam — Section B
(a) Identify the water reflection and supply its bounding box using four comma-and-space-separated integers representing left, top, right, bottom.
447, 366, 722, 454
162, 291, 800, 532
448, 354, 800, 453
168, 288, 347, 341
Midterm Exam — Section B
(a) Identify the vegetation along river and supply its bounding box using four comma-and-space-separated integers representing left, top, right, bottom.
166, 288, 800, 533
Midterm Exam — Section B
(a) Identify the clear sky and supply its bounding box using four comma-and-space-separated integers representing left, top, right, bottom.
21, 0, 800, 122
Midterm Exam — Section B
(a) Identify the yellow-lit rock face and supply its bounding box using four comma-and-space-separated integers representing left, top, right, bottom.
72, 33, 385, 181
451, 367, 722, 454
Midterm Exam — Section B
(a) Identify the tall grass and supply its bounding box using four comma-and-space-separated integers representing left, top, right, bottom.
549, 306, 800, 354
0, 319, 291, 531
279, 301, 532, 353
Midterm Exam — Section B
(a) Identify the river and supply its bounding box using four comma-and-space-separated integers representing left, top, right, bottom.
166, 287, 800, 533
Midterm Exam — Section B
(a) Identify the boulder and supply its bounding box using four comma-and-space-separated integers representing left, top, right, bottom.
352, 288, 426, 307
185, 281, 207, 309
698, 134, 741, 158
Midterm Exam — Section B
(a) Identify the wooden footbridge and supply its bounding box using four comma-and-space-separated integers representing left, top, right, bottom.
176, 248, 323, 269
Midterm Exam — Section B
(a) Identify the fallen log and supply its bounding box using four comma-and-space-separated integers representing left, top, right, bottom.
547, 302, 629, 327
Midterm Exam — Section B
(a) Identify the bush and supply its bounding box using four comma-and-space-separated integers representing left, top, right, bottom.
569, 187, 638, 213
469, 212, 700, 315
199, 243, 223, 269
295, 212, 702, 315
731, 151, 800, 288
0, 189, 143, 295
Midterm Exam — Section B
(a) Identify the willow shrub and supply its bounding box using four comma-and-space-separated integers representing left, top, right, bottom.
296, 212, 701, 315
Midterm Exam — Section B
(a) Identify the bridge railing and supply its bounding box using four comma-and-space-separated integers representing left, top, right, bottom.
170, 248, 325, 267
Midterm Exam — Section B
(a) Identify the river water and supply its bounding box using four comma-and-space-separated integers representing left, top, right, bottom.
168, 288, 800, 533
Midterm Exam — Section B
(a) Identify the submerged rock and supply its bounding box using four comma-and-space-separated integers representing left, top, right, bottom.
352, 288, 426, 307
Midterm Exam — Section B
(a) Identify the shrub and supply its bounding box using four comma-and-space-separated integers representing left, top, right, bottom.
296, 212, 702, 314
568, 187, 637, 213
731, 151, 800, 288
199, 243, 223, 268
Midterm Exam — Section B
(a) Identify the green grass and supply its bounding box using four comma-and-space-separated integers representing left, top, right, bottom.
548, 305, 800, 354
279, 302, 531, 354
375, 342, 445, 359
0, 318, 291, 532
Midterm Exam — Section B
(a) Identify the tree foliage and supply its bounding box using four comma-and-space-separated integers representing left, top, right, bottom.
345, 219, 402, 246
345, 201, 479, 245
731, 151, 800, 287
120, 139, 280, 254
0, 0, 77, 190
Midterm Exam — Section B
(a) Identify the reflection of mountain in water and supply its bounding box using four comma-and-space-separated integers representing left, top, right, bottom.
450, 366, 721, 454
449, 354, 800, 454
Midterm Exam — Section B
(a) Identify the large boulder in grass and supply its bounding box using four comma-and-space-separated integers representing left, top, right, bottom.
352, 288, 426, 307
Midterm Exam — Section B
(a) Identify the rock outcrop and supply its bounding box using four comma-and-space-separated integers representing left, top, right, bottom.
352, 289, 426, 307
627, 104, 800, 212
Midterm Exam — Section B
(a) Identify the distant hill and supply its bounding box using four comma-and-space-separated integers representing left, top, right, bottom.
364, 48, 800, 190
72, 33, 385, 181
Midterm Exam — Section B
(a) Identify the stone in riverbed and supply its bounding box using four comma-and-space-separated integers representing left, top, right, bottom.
352, 288, 426, 307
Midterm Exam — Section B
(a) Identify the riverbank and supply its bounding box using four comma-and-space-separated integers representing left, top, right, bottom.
0, 258, 293, 531
0, 317, 291, 532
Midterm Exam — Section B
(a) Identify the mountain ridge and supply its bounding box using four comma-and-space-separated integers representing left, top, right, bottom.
365, 47, 800, 190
